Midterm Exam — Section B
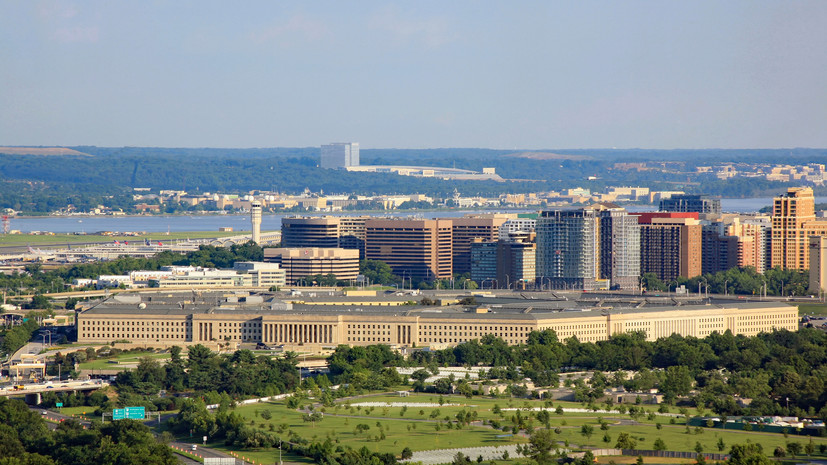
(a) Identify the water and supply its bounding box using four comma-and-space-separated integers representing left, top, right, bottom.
6, 198, 825, 234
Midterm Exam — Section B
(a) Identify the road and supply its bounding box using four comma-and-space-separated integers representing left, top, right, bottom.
29, 405, 243, 464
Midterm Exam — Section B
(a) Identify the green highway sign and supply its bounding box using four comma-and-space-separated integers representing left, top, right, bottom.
56, 402, 63, 407
112, 406, 145, 420
125, 406, 145, 419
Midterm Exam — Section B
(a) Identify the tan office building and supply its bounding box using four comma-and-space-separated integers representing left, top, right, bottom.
771, 187, 827, 270
264, 247, 359, 285
447, 216, 508, 274
365, 218, 453, 282
76, 293, 799, 350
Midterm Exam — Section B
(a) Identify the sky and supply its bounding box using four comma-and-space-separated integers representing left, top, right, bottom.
1, 1, 826, 150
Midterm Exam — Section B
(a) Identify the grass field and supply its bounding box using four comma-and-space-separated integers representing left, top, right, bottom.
799, 303, 827, 316
215, 393, 827, 463
77, 351, 169, 370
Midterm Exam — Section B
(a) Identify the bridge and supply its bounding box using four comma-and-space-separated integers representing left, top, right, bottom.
0, 380, 110, 404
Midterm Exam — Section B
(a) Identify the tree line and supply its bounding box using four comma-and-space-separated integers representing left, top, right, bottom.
0, 396, 177, 465
642, 266, 810, 297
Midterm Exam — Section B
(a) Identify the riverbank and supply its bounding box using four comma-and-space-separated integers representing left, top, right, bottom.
0, 230, 256, 250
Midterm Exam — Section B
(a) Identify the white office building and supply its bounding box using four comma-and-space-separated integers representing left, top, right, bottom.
321, 143, 360, 169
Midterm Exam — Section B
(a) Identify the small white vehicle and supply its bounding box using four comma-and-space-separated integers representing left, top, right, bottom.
191, 445, 197, 451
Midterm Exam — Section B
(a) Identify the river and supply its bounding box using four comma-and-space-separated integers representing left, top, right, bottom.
6, 198, 822, 234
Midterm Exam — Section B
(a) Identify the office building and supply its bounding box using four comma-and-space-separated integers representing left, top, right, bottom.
771, 187, 827, 270
232, 261, 286, 288
635, 213, 702, 282
809, 236, 827, 295
281, 217, 340, 249
281, 216, 369, 258
365, 218, 453, 282
321, 143, 359, 169
76, 292, 799, 349
263, 248, 360, 285
497, 241, 536, 289
338, 216, 369, 258
448, 216, 508, 274
470, 240, 498, 286
660, 194, 721, 214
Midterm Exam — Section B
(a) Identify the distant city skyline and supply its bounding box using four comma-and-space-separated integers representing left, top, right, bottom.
1, 1, 826, 149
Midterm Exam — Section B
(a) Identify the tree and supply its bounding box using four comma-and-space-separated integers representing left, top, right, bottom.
786, 442, 802, 457
527, 429, 556, 465
580, 424, 594, 445
716, 437, 725, 452
654, 439, 667, 451
401, 447, 413, 460
728, 444, 771, 465
615, 432, 637, 449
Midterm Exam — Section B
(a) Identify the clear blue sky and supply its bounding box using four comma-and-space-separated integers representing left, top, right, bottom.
1, 1, 825, 149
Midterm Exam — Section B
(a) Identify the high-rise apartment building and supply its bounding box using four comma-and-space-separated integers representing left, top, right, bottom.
771, 187, 827, 270
364, 218, 453, 282
537, 209, 600, 290
660, 194, 721, 214
598, 207, 641, 290
635, 213, 702, 282
703, 216, 771, 274
447, 216, 508, 274
321, 143, 359, 169
536, 206, 639, 291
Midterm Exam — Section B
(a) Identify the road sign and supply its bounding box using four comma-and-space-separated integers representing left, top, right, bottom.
125, 406, 145, 420
112, 406, 145, 420
56, 402, 63, 407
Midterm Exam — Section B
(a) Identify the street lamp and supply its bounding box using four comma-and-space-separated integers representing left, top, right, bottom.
724, 278, 729, 296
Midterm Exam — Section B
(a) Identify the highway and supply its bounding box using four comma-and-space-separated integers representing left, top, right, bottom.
0, 379, 109, 397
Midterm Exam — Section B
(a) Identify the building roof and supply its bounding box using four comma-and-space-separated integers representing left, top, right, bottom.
78, 290, 794, 322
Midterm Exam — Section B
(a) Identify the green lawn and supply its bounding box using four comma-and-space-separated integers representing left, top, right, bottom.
156, 392, 827, 464
799, 303, 827, 317
78, 351, 170, 370
55, 405, 100, 419
230, 393, 827, 458
233, 398, 524, 455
